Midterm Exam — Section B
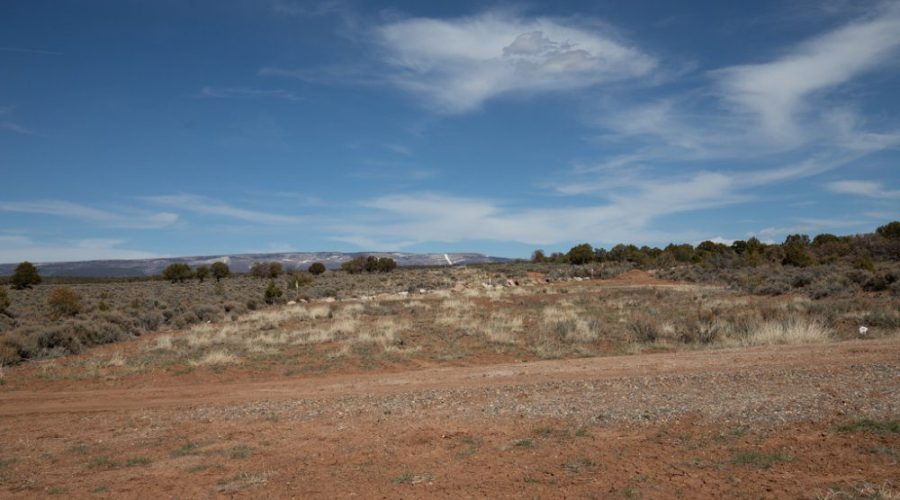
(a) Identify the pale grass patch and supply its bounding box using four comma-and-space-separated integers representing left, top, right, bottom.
480, 313, 523, 344
737, 317, 831, 346
285, 326, 336, 345
105, 351, 126, 367
152, 335, 173, 351
355, 318, 407, 347
186, 329, 226, 348
247, 344, 279, 355
563, 318, 597, 343
190, 350, 240, 366
334, 303, 365, 318
383, 344, 422, 355
541, 301, 577, 323
305, 305, 332, 319
403, 300, 431, 310
249, 331, 293, 346
440, 298, 473, 311
436, 298, 476, 330
327, 318, 359, 336
326, 344, 351, 359
429, 289, 453, 299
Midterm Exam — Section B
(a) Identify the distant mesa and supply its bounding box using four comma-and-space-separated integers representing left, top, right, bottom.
0, 252, 507, 278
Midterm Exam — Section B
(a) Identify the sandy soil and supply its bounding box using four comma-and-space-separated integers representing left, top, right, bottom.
1, 338, 898, 498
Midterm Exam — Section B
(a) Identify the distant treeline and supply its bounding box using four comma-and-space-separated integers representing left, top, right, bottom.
531, 221, 900, 268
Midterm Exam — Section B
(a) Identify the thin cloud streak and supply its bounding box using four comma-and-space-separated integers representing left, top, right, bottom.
826, 180, 900, 199
199, 86, 303, 102
143, 194, 304, 225
0, 236, 158, 264
0, 200, 178, 229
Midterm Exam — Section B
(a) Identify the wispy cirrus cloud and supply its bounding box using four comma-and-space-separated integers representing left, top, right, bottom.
0, 200, 178, 229
0, 106, 33, 135
826, 180, 900, 199
333, 172, 741, 248
0, 122, 33, 135
0, 236, 158, 264
713, 3, 900, 144
142, 194, 303, 225
199, 86, 302, 102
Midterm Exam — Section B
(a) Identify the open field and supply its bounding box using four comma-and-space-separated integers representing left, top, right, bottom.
0, 269, 898, 498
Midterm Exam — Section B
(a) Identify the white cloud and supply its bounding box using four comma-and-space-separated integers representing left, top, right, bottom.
826, 180, 900, 198
374, 11, 656, 113
0, 106, 33, 135
143, 194, 303, 225
0, 122, 33, 135
714, 5, 900, 143
335, 172, 740, 248
0, 200, 178, 229
199, 86, 302, 102
0, 236, 158, 264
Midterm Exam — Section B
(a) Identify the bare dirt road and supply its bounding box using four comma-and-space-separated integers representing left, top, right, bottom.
1, 339, 898, 498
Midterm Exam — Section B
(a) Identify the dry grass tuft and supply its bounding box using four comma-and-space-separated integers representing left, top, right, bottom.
190, 350, 240, 366
480, 313, 523, 344
738, 317, 831, 346
152, 335, 173, 351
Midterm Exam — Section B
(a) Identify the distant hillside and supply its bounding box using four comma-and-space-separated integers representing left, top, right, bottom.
0, 252, 507, 278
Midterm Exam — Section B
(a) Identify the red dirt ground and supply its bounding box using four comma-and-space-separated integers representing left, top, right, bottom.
1, 339, 898, 498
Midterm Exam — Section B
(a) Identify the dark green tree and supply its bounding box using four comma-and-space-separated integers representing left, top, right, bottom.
210, 262, 230, 282
162, 263, 193, 283
341, 256, 367, 274
194, 265, 210, 282
876, 221, 900, 239
812, 233, 840, 246
250, 262, 268, 278
531, 249, 547, 263
376, 257, 397, 272
782, 243, 814, 267
567, 243, 594, 265
11, 261, 41, 289
308, 262, 326, 275
783, 234, 811, 247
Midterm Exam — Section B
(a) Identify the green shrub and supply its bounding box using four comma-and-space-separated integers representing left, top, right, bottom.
782, 244, 814, 267
264, 281, 283, 304
162, 263, 193, 283
210, 261, 230, 282
308, 262, 326, 275
0, 288, 9, 314
11, 261, 41, 289
567, 243, 594, 265
251, 262, 283, 279
194, 265, 210, 282
876, 221, 900, 239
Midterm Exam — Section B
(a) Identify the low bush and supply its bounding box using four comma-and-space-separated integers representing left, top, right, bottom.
48, 287, 82, 317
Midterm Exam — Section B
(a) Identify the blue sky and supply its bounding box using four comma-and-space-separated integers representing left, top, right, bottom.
1, 0, 899, 263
